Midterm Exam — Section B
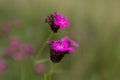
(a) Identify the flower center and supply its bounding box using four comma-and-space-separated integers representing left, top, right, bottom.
53, 41, 69, 52
59, 20, 64, 24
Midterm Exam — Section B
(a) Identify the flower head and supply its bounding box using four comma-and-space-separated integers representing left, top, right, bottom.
34, 63, 46, 74
0, 60, 7, 73
48, 36, 78, 63
54, 12, 69, 28
45, 11, 70, 33
12, 51, 28, 62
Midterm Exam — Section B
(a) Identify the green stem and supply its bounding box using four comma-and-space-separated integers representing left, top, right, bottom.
44, 74, 47, 80
20, 63, 25, 80
49, 62, 56, 80
36, 31, 54, 59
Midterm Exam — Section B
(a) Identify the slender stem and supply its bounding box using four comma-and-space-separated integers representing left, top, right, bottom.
49, 62, 56, 80
44, 74, 47, 80
20, 63, 25, 80
30, 31, 54, 79
36, 31, 54, 59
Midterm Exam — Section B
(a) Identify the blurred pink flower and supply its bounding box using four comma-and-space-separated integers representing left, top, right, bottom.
12, 52, 26, 61
3, 47, 16, 57
4, 36, 20, 57
3, 36, 35, 61
9, 39, 19, 48
34, 64, 46, 74
19, 44, 35, 54
9, 36, 19, 44
19, 44, 29, 53
0, 60, 7, 73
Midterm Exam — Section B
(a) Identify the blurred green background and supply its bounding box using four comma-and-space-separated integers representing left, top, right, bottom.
0, 0, 120, 80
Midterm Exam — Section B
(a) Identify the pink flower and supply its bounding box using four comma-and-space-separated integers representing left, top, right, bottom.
48, 36, 78, 63
9, 36, 19, 47
19, 44, 35, 54
54, 12, 69, 28
0, 60, 7, 73
34, 64, 46, 74
50, 41, 69, 52
12, 52, 26, 61
45, 11, 70, 33
3, 36, 36, 61
19, 44, 30, 53
3, 47, 17, 57
3, 36, 20, 57
48, 36, 78, 52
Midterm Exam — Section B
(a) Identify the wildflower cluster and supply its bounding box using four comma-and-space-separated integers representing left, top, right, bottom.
0, 10, 78, 78
3, 36, 35, 61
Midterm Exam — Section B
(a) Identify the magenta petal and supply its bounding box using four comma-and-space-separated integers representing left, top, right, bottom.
62, 17, 67, 21
55, 11, 61, 16
61, 36, 78, 47
47, 40, 53, 44
55, 12, 62, 19
59, 25, 65, 29
54, 12, 70, 28
56, 15, 62, 20
61, 36, 70, 42
68, 47, 75, 52
70, 40, 79, 47
54, 20, 59, 26
64, 22, 70, 27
